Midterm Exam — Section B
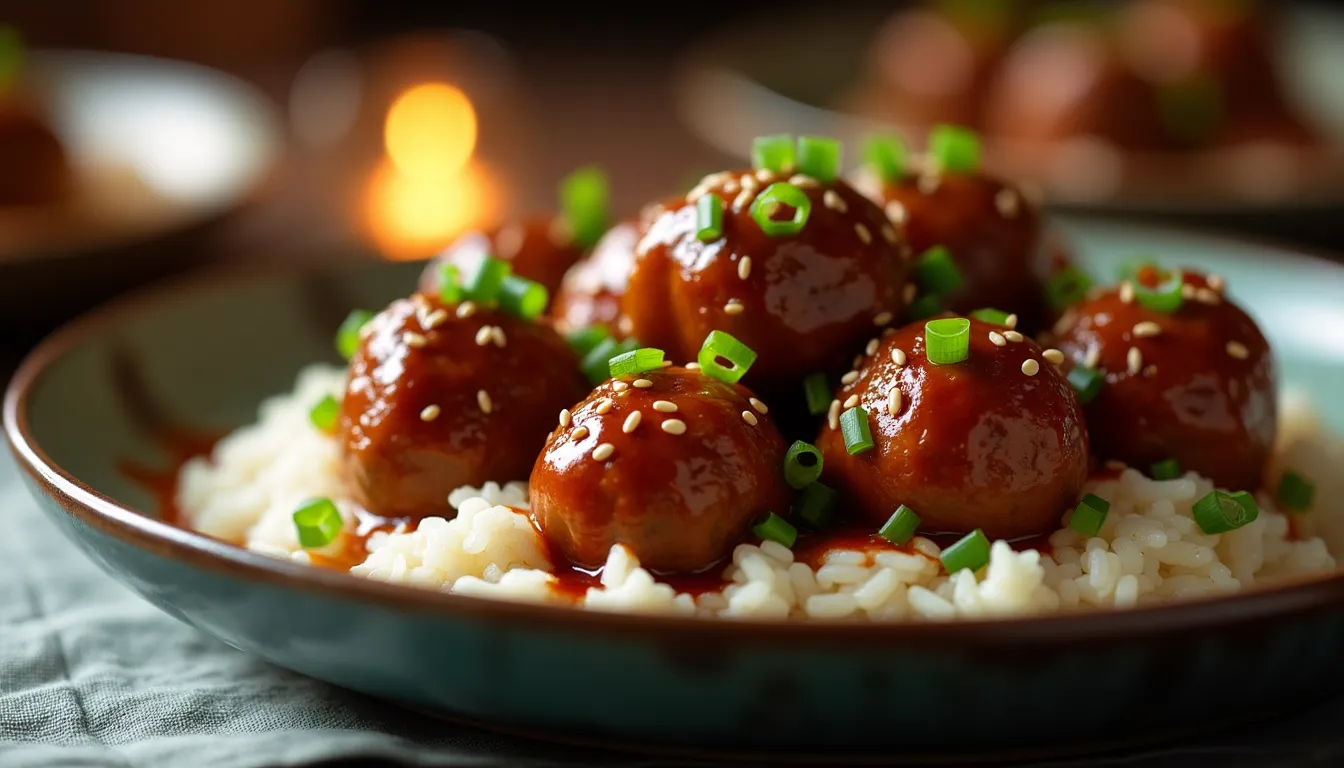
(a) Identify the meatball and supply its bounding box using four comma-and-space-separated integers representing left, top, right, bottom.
551, 219, 638, 334
817, 316, 1090, 538
621, 170, 908, 389
417, 215, 584, 299
0, 93, 71, 207
530, 367, 791, 573
341, 293, 590, 519
1048, 269, 1276, 489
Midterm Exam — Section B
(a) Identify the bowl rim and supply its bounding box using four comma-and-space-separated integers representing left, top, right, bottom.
6, 219, 1344, 647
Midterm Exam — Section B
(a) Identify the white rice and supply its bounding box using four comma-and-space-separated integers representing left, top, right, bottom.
177, 365, 1340, 621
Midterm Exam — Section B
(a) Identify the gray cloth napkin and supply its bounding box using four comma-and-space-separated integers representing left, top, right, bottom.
2, 447, 1342, 768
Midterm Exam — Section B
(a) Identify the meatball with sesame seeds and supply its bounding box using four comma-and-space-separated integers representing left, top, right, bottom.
817, 315, 1089, 538
530, 366, 791, 573
418, 215, 585, 300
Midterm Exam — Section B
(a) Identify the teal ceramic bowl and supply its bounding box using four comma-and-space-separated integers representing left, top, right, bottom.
6, 218, 1344, 763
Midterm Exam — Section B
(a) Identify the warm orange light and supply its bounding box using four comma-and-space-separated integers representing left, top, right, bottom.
364, 156, 499, 261
384, 82, 477, 178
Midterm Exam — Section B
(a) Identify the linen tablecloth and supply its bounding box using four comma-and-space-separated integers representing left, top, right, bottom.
3, 445, 1343, 768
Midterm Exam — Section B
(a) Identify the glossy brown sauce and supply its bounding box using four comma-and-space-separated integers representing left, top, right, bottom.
116, 428, 223, 529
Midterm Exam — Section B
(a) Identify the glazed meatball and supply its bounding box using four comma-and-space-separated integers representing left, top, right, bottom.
817, 316, 1089, 538
551, 219, 638, 334
418, 215, 584, 299
530, 367, 791, 573
0, 94, 71, 207
1048, 269, 1276, 489
621, 170, 908, 388
341, 293, 590, 519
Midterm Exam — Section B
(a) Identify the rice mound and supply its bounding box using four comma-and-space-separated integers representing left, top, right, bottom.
176, 364, 1340, 621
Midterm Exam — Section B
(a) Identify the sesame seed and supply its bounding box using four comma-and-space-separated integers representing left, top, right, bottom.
422, 309, 448, 330
917, 173, 941, 194
618, 316, 634, 336
686, 362, 701, 371
737, 257, 752, 280
412, 294, 430, 312
571, 426, 589, 440
755, 168, 775, 183
1181, 284, 1197, 300
883, 327, 895, 336
477, 389, 493, 414
1195, 288, 1221, 305
1119, 282, 1135, 304
788, 174, 819, 188
881, 224, 899, 244
1105, 459, 1127, 471
612, 381, 629, 392
1227, 341, 1249, 360
1207, 274, 1225, 292
995, 188, 1019, 218
749, 397, 768, 414
741, 410, 758, 426
660, 359, 673, 367
885, 200, 907, 226
592, 443, 615, 461
1143, 365, 1158, 377
404, 332, 428, 348
559, 408, 571, 427
1004, 330, 1024, 343
887, 388, 902, 416
989, 331, 1006, 346
732, 188, 754, 210
653, 400, 678, 413
873, 311, 894, 327
622, 411, 642, 433
661, 419, 687, 435
420, 404, 441, 421
827, 399, 841, 430
490, 326, 507, 348
843, 394, 860, 409
548, 217, 573, 247
903, 284, 917, 304
865, 338, 879, 356
1132, 321, 1162, 338
1054, 314, 1075, 336
823, 189, 847, 212
724, 301, 745, 315
1127, 347, 1143, 375
1022, 359, 1040, 376
1043, 348, 1065, 365
1005, 313, 1018, 330
722, 180, 739, 195
595, 398, 614, 415
474, 326, 492, 346
854, 222, 872, 244
841, 370, 859, 385
852, 354, 865, 369
633, 378, 653, 388
1085, 346, 1101, 369
739, 174, 759, 192
891, 348, 907, 366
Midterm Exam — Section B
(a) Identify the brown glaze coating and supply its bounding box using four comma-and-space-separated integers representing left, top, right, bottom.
341, 293, 590, 519
0, 94, 71, 207
1048, 270, 1277, 489
530, 367, 791, 573
551, 219, 638, 335
417, 215, 584, 299
620, 170, 908, 388
817, 316, 1089, 538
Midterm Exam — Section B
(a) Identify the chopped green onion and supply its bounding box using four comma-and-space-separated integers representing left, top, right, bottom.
1068, 366, 1104, 404
580, 337, 627, 385
1045, 268, 1092, 311
840, 406, 875, 455
698, 330, 757, 384
336, 309, 374, 360
783, 440, 824, 489
752, 133, 795, 173
293, 498, 343, 549
608, 347, 664, 377
695, 194, 724, 242
752, 511, 797, 548
864, 133, 907, 182
566, 324, 610, 357
928, 124, 981, 174
308, 395, 340, 432
803, 372, 831, 415
1192, 490, 1259, 534
1068, 494, 1111, 537
1135, 271, 1185, 314
1276, 471, 1315, 513
878, 505, 921, 546
464, 256, 512, 303
915, 245, 963, 295
438, 263, 462, 304
793, 482, 837, 529
499, 275, 549, 320
925, 318, 971, 365
750, 182, 811, 237
970, 307, 1011, 325
796, 135, 842, 182
1150, 459, 1182, 481
940, 529, 991, 573
560, 166, 609, 249
908, 294, 943, 320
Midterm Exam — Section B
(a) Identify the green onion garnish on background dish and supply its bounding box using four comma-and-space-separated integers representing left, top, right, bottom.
794, 481, 838, 530
464, 256, 512, 303
1192, 490, 1258, 534
908, 294, 943, 320
925, 317, 971, 365
695, 193, 724, 242
840, 406, 875, 455
308, 395, 340, 433
580, 336, 624, 384
878, 505, 921, 546
803, 372, 831, 415
1276, 471, 1316, 513
970, 307, 1011, 325
438, 263, 462, 304
1045, 268, 1093, 311
752, 133, 795, 173
915, 245, 963, 295
698, 330, 757, 384
608, 347, 664, 377
560, 165, 609, 249
499, 274, 549, 320
783, 440, 824, 489
750, 182, 811, 237
1150, 459, 1182, 481
928, 124, 981, 174
1067, 365, 1104, 404
566, 324, 610, 357
1135, 270, 1185, 313
796, 135, 842, 182
864, 133, 907, 182
336, 309, 374, 360
940, 529, 991, 573
752, 511, 798, 548
0, 27, 22, 89
1068, 493, 1111, 537
293, 498, 343, 549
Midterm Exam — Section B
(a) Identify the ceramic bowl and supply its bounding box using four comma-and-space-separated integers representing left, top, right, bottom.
6, 218, 1344, 763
